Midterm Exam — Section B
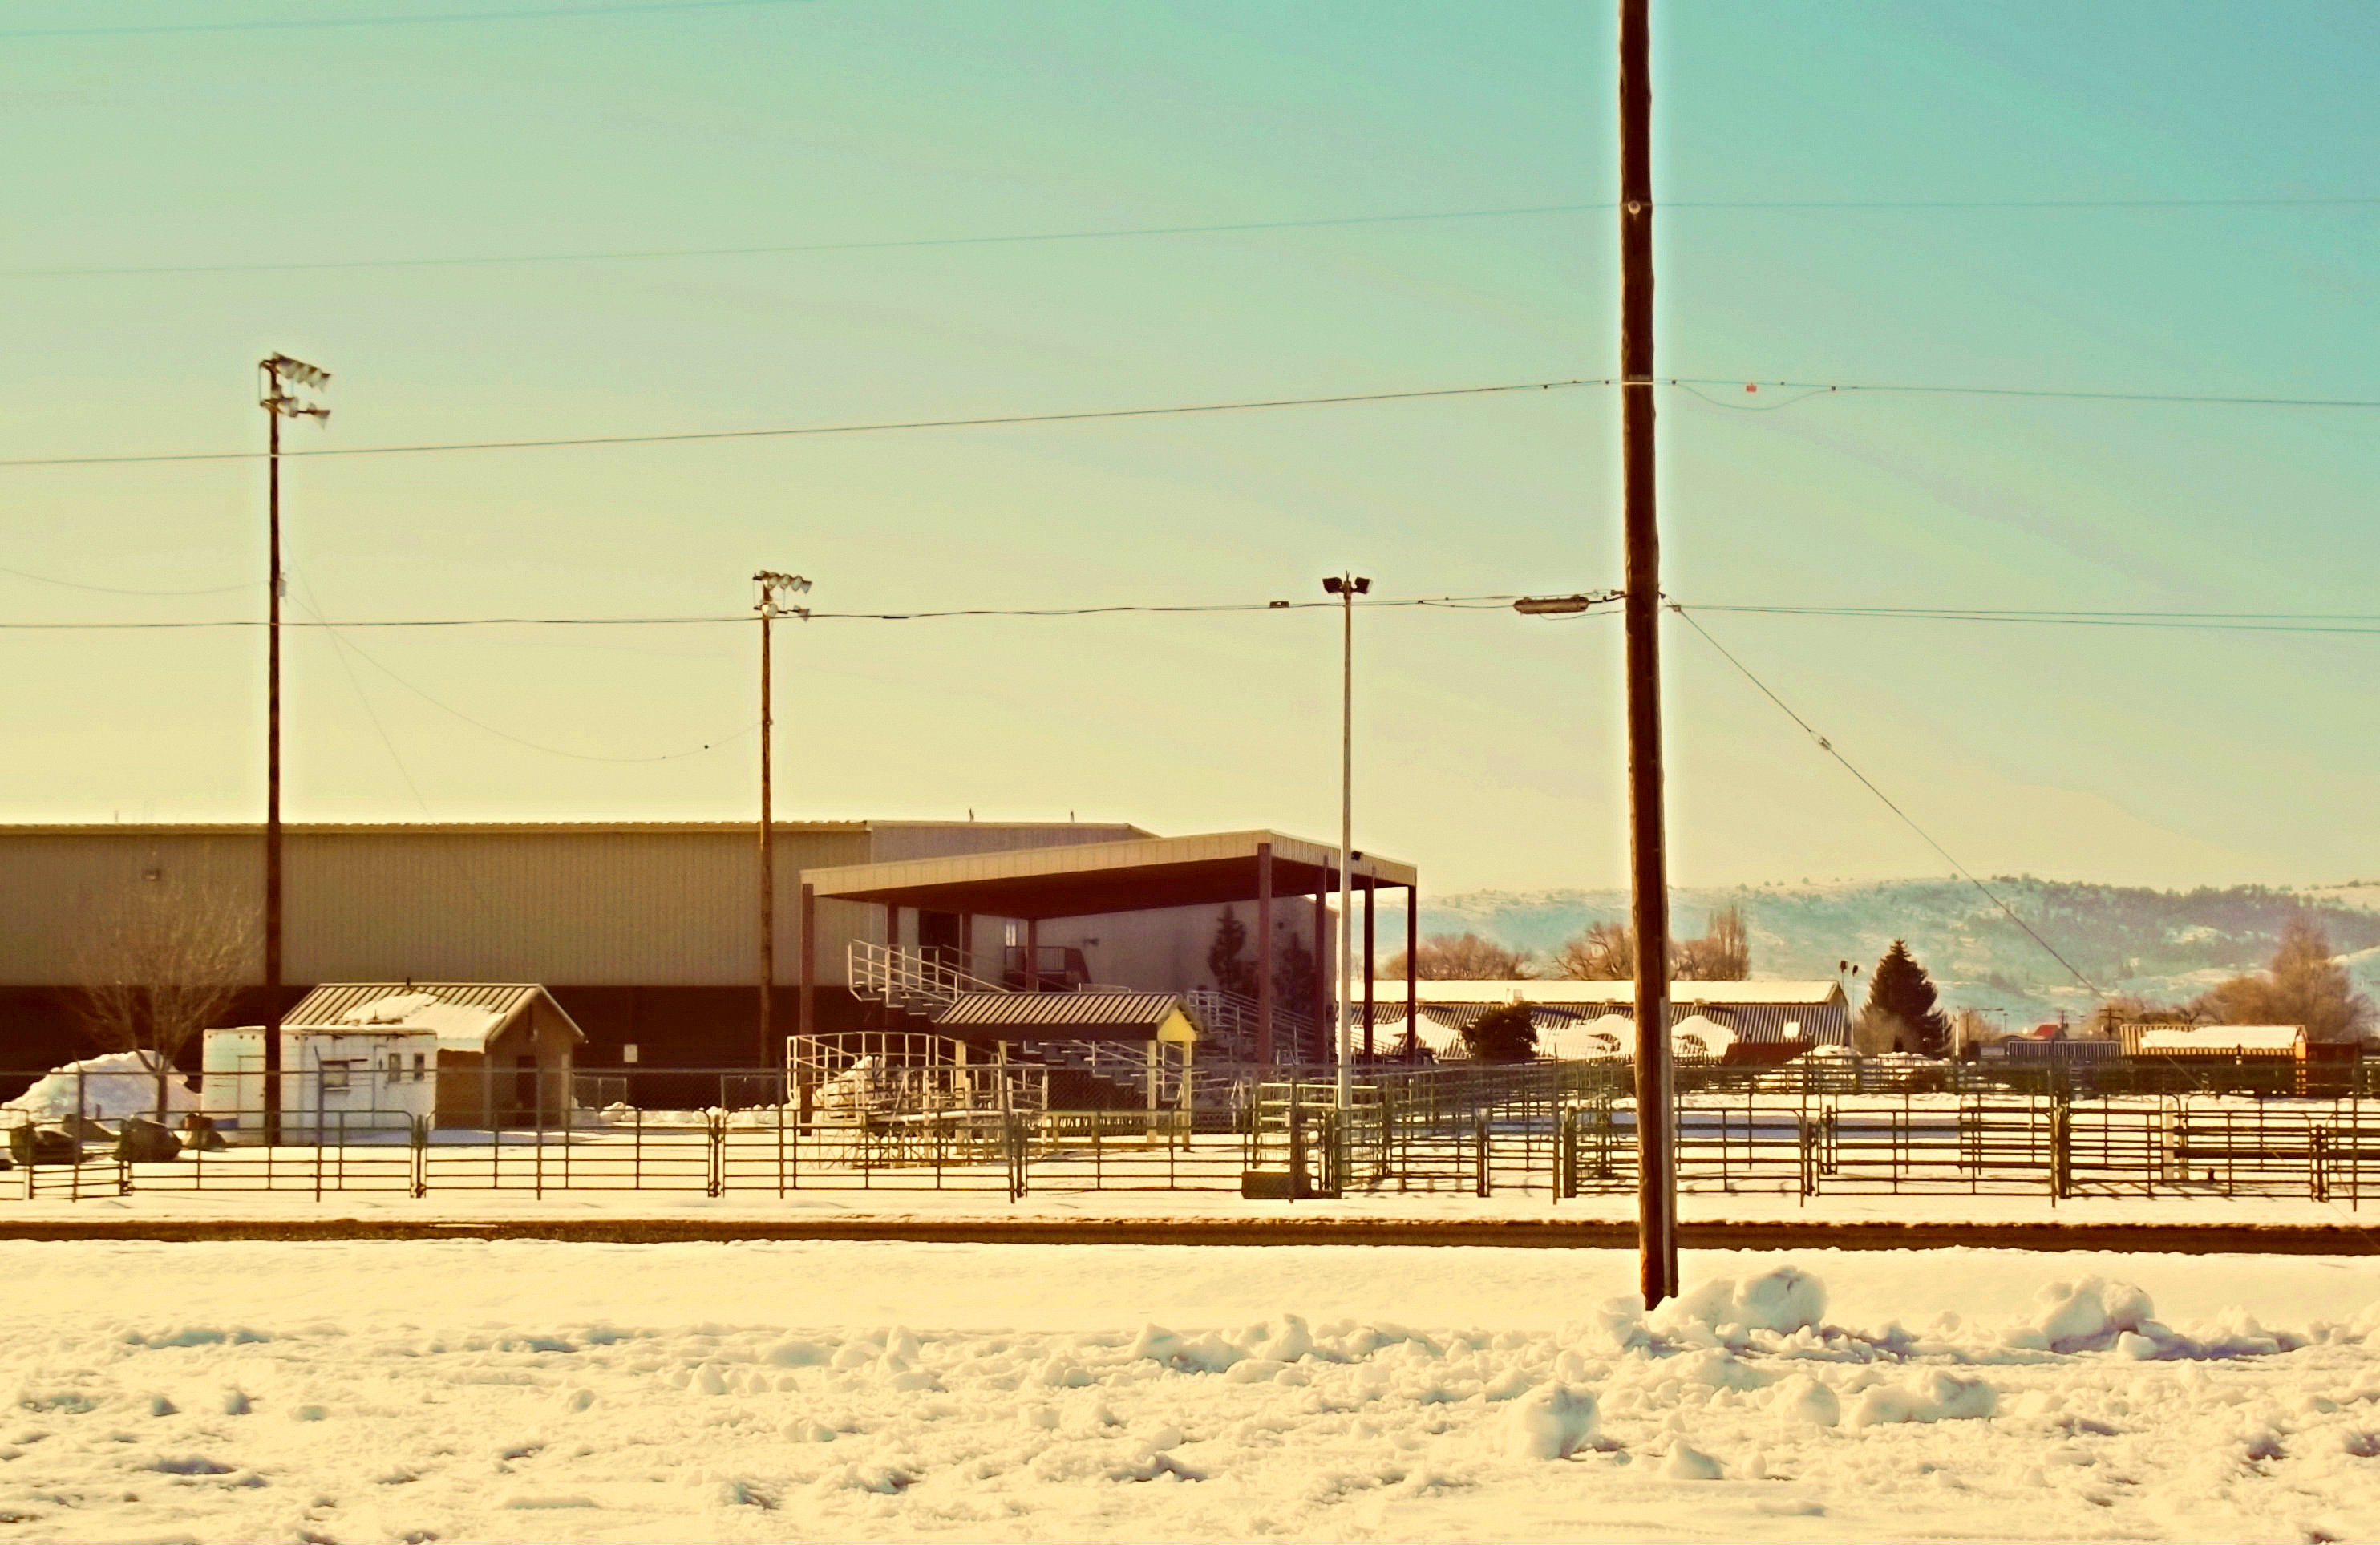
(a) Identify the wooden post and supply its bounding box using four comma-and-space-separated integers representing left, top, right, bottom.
757, 607, 773, 1066
1256, 843, 1274, 1065
1620, 0, 1678, 1308
263, 370, 284, 1145
1362, 875, 1376, 1060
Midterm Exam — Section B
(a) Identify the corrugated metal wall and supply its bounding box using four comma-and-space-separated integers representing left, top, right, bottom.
0, 822, 1123, 989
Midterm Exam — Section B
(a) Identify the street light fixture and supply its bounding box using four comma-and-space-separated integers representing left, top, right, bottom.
1322, 573, 1369, 1111
755, 571, 812, 1068
1512, 593, 1595, 616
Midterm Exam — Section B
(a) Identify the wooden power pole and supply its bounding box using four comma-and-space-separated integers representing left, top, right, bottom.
1617, 0, 1678, 1307
754, 571, 811, 1069
259, 354, 327, 1146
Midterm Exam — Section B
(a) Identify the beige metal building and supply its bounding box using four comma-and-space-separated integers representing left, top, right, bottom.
0, 819, 1346, 1070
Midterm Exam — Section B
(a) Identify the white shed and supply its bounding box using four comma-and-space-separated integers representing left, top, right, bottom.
203, 983, 584, 1138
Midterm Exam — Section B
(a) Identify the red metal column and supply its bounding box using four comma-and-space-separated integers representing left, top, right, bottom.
1025, 917, 1040, 992
1404, 886, 1418, 1062
1256, 843, 1274, 1065
799, 884, 816, 1037
1311, 881, 1330, 1059
1362, 876, 1376, 1060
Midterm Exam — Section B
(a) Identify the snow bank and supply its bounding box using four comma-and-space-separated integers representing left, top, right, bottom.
1653, 1265, 1828, 1342
1852, 1369, 1998, 1426
2, 1050, 193, 1123
0, 1241, 2370, 1543
1504, 1381, 1597, 1460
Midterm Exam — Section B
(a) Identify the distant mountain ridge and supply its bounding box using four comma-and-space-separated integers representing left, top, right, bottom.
1402, 879, 2380, 1027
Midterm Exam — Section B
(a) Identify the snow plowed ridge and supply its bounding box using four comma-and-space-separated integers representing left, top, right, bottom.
0, 1244, 2374, 1543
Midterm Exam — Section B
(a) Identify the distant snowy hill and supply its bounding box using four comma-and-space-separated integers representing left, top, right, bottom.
1394, 879, 2380, 1027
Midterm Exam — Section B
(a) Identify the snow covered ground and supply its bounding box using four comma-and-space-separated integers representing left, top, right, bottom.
2, 1240, 2376, 1543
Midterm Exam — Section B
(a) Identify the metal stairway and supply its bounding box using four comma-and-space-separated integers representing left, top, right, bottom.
845, 943, 1175, 1110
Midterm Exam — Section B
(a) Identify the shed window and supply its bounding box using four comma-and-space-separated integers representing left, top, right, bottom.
412, 1052, 428, 1082
319, 1061, 354, 1092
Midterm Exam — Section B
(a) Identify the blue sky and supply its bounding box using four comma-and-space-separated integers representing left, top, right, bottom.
2, 0, 2375, 892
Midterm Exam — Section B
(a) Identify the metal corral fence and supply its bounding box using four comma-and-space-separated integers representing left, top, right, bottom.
0, 1060, 2373, 1206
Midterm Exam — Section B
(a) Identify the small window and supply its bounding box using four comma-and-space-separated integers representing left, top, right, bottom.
412, 1052, 428, 1082
319, 1062, 353, 1092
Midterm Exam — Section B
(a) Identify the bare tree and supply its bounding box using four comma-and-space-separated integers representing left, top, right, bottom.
1552, 907, 1750, 982
1552, 920, 1636, 981
1382, 932, 1536, 981
67, 882, 256, 1119
2192, 913, 2375, 1044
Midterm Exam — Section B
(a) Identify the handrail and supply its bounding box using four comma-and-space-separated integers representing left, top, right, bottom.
845, 940, 1012, 1011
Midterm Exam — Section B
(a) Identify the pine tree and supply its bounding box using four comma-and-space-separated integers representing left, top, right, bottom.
1205, 908, 1259, 999
1863, 939, 1950, 1055
1462, 1001, 1539, 1062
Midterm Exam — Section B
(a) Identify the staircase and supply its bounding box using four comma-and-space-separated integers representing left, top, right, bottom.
1181, 988, 1325, 1065
848, 940, 1006, 1018
845, 944, 1182, 1111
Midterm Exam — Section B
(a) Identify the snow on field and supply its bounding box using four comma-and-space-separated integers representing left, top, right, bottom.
0, 1242, 2377, 1543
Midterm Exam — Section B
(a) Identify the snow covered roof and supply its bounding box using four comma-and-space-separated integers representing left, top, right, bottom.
1369, 979, 1847, 1008
283, 983, 585, 1053
2137, 1025, 2305, 1054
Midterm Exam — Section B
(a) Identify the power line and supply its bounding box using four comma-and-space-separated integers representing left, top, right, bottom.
1671, 603, 2099, 995
1670, 378, 2380, 411
2, 0, 806, 40
0, 564, 255, 597
1689, 605, 2380, 637
0, 593, 1601, 631
18, 194, 2375, 280
295, 605, 759, 763
6, 204, 1609, 279
12, 370, 2375, 473
1665, 196, 2380, 211
0, 378, 1606, 470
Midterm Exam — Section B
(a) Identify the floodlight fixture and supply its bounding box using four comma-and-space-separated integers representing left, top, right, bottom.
755, 570, 812, 620
1322, 575, 1371, 597
1513, 593, 1594, 615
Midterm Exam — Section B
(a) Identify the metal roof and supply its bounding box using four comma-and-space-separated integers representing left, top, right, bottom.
2137, 1025, 2305, 1054
1375, 979, 1848, 1007
803, 830, 1415, 920
283, 982, 585, 1045
933, 991, 1192, 1038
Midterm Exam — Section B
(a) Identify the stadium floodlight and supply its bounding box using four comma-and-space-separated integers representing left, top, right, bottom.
1322, 572, 1372, 1110
753, 569, 815, 1064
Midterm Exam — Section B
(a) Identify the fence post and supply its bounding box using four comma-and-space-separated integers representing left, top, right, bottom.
1474, 1109, 1491, 1199
706, 1110, 726, 1198
2050, 1097, 2071, 1203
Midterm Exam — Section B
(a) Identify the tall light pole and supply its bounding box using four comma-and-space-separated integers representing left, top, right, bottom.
1322, 573, 1369, 1111
755, 571, 812, 1069
260, 354, 328, 1144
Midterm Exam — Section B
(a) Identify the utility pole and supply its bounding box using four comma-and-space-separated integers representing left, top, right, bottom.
1618, 0, 1678, 1308
754, 571, 812, 1069
259, 354, 328, 1145
1322, 572, 1370, 1112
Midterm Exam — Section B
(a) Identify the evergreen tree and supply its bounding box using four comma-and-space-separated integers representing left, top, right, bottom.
1863, 939, 1950, 1055
1205, 908, 1259, 998
1462, 1001, 1539, 1062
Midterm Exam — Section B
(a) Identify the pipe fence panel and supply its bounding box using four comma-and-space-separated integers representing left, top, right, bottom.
0, 1066, 2368, 1205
